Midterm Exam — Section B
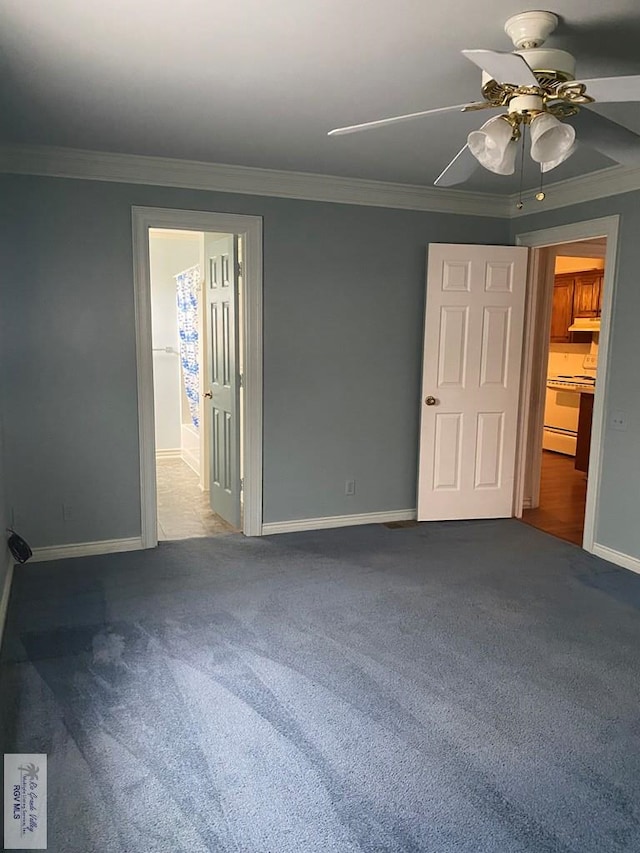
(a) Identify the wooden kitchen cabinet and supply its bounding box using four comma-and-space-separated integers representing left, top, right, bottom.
550, 276, 575, 342
573, 272, 602, 318
550, 269, 603, 341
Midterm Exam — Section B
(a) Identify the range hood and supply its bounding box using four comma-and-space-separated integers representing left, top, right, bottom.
568, 317, 601, 332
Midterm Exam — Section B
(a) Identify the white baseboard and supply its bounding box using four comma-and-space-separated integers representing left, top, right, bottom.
592, 543, 640, 575
0, 555, 14, 650
156, 449, 182, 459
31, 537, 144, 563
261, 509, 417, 536
181, 448, 200, 476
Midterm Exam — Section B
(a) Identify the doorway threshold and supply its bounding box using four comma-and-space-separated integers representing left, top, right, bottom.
157, 457, 238, 540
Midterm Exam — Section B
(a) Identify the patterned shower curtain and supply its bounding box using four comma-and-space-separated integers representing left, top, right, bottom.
175, 265, 201, 430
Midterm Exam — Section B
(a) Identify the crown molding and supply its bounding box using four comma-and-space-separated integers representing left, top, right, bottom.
508, 162, 640, 217
2, 144, 638, 219
0, 144, 511, 218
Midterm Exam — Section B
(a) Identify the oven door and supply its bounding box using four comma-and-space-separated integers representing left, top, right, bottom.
543, 386, 580, 455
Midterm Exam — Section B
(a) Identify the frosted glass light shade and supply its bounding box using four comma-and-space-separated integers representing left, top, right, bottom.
540, 142, 577, 172
530, 112, 576, 171
467, 116, 518, 175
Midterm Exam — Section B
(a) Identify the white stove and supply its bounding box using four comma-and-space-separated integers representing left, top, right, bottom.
544, 375, 596, 455
546, 374, 596, 393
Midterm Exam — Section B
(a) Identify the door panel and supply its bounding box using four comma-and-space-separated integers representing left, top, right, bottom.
205, 234, 241, 529
474, 412, 504, 488
438, 306, 468, 386
433, 413, 462, 490
417, 244, 528, 520
480, 306, 510, 386
573, 273, 600, 318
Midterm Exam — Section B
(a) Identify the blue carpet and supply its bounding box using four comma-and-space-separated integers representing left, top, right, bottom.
2, 519, 640, 852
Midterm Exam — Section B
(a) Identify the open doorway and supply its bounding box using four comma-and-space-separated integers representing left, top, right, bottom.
133, 207, 263, 547
521, 238, 605, 545
515, 216, 619, 557
149, 228, 242, 540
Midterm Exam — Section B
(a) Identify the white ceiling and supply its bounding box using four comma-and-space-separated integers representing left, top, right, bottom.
1, 0, 639, 195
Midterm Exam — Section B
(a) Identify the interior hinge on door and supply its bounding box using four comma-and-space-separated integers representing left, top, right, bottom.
240, 478, 244, 492
236, 261, 243, 277
239, 373, 244, 388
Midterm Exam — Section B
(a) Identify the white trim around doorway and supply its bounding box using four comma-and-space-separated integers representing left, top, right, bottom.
132, 206, 263, 546
515, 215, 620, 556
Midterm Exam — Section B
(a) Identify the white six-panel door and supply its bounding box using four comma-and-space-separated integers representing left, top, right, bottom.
417, 243, 528, 520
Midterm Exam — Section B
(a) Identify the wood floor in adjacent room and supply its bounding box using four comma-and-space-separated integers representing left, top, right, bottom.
521, 450, 587, 546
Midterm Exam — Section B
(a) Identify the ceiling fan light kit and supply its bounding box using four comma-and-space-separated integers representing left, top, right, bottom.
529, 112, 576, 169
328, 9, 640, 203
465, 107, 576, 178
467, 116, 518, 175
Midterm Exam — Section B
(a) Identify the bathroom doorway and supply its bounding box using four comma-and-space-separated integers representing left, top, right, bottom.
149, 227, 242, 540
133, 206, 263, 547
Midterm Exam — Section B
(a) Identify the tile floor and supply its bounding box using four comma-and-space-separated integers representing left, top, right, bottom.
156, 457, 238, 540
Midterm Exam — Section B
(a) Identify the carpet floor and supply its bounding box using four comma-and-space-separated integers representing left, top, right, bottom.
1, 519, 640, 852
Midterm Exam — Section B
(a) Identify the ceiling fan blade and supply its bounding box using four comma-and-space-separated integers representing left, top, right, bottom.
572, 108, 640, 166
462, 49, 539, 87
434, 144, 479, 187
572, 75, 640, 103
327, 103, 473, 137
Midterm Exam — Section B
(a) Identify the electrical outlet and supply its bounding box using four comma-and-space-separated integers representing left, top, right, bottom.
611, 411, 627, 431
583, 354, 598, 370
345, 479, 356, 496
62, 502, 73, 521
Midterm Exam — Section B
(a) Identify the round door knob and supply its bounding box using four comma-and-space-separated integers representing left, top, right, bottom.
204, 391, 213, 399
425, 396, 437, 406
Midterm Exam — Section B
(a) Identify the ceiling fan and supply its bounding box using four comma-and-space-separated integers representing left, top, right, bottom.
328, 10, 640, 193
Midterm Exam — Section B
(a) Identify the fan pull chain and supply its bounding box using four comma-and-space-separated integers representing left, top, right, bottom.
536, 166, 546, 202
516, 123, 527, 210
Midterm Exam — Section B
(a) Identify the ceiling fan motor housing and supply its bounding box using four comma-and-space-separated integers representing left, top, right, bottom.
504, 10, 559, 49
507, 93, 544, 116
503, 10, 577, 87
516, 48, 576, 81
480, 49, 576, 89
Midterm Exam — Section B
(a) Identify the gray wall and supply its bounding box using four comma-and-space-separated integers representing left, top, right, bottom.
0, 411, 9, 615
0, 174, 507, 545
1, 232, 11, 624
511, 193, 640, 562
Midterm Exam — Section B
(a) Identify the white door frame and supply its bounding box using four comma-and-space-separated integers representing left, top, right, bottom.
132, 206, 263, 545
514, 215, 620, 553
